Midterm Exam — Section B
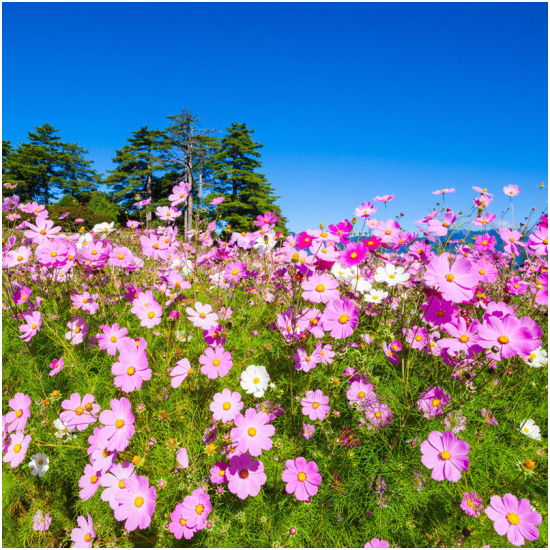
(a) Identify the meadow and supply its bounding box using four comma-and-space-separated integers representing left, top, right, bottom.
2, 184, 548, 548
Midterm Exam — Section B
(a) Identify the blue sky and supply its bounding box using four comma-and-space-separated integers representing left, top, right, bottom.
3, 2, 548, 232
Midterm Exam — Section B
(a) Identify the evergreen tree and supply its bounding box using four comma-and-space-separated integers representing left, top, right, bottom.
58, 143, 98, 200
105, 127, 166, 224
209, 123, 286, 233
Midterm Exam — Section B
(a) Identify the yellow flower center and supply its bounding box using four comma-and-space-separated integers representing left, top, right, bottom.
507, 513, 520, 525
134, 496, 144, 507
179, 518, 187, 526
75, 327, 81, 333
479, 269, 486, 275
459, 335, 469, 343
375, 412, 382, 418
17, 256, 23, 261
84, 534, 92, 542
358, 391, 365, 398
253, 377, 260, 384
248, 427, 257, 436
223, 402, 231, 410
40, 229, 47, 235
312, 402, 319, 409
315, 284, 325, 292
127, 367, 136, 375
219, 469, 225, 477
110, 336, 117, 342
446, 274, 455, 282
148, 311, 155, 319
240, 469, 249, 479
298, 472, 307, 482
440, 451, 451, 460
115, 419, 124, 428
103, 449, 110, 457
118, 479, 126, 489
231, 268, 239, 275
339, 314, 349, 324
213, 359, 221, 366
195, 504, 204, 514
75, 407, 84, 415
432, 399, 441, 407
15, 409, 23, 418
85, 403, 93, 411
90, 475, 98, 483
415, 335, 423, 342
498, 335, 509, 344
350, 252, 358, 259
13, 444, 22, 453
188, 368, 194, 375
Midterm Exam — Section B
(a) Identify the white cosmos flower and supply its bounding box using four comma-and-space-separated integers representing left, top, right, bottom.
373, 263, 410, 287
253, 230, 276, 255
28, 453, 49, 477
240, 365, 270, 398
331, 263, 360, 282
76, 232, 94, 250
175, 330, 194, 343
53, 418, 76, 440
363, 288, 389, 304
519, 419, 541, 440
92, 221, 115, 236
352, 277, 373, 295
523, 347, 548, 368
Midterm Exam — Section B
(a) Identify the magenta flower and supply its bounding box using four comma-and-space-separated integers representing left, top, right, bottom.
226, 452, 267, 499
180, 487, 212, 530
364, 539, 390, 548
420, 431, 470, 482
482, 408, 498, 426
111, 337, 151, 392
18, 310, 42, 343
32, 510, 51, 532
70, 514, 95, 548
460, 492, 484, 518
169, 502, 198, 540
98, 397, 135, 452
3, 432, 31, 468
321, 298, 359, 339
171, 358, 194, 388
293, 347, 322, 373
199, 346, 233, 379
301, 390, 330, 421
211, 196, 225, 206
209, 462, 229, 484
49, 357, 64, 376
282, 457, 322, 501
210, 389, 243, 423
346, 380, 376, 410
477, 315, 536, 360
339, 241, 368, 267
100, 462, 135, 510
114, 474, 157, 531
374, 194, 395, 203
6, 392, 31, 433
78, 463, 102, 501
302, 424, 315, 439
97, 323, 129, 356
301, 272, 340, 304
423, 254, 479, 303
485, 494, 542, 546
65, 316, 89, 345
186, 302, 218, 330
364, 401, 392, 429
60, 393, 100, 431
156, 205, 182, 221
168, 181, 190, 207
417, 386, 450, 419
230, 408, 275, 457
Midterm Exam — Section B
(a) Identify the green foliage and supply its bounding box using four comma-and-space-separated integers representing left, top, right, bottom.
87, 191, 120, 222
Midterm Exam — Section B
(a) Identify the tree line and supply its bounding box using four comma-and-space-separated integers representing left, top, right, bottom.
2, 109, 287, 233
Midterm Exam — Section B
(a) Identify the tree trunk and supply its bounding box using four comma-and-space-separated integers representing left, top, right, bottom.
198, 164, 203, 211
146, 171, 152, 227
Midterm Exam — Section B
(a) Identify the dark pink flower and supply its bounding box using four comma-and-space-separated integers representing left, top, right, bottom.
282, 457, 322, 501
179, 487, 211, 530
301, 390, 330, 421
420, 431, 470, 482
5, 393, 31, 433
226, 452, 267, 500
321, 298, 359, 339
461, 492, 484, 518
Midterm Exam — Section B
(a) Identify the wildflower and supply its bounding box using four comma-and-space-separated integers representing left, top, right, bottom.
98, 397, 135, 452
364, 539, 390, 548
60, 393, 99, 431
210, 389, 243, 423
363, 288, 389, 304
199, 346, 233, 379
169, 502, 199, 540
461, 492, 484, 518
70, 514, 95, 548
79, 464, 102, 500
226, 452, 267, 499
485, 493, 542, 546
240, 365, 270, 398
282, 457, 322, 501
503, 184, 521, 196
346, 380, 376, 410
212, 196, 225, 206
364, 402, 392, 428
301, 390, 330, 421
302, 424, 315, 439
231, 408, 275, 457
477, 315, 538, 360
18, 310, 43, 343
373, 194, 395, 203
374, 263, 410, 286
111, 337, 151, 392
3, 432, 31, 468
114, 474, 157, 531
424, 254, 479, 303
92, 221, 115, 235
176, 448, 189, 469
420, 431, 470, 482
210, 462, 229, 484
32, 510, 51, 532
301, 273, 340, 304
28, 453, 49, 477
100, 462, 135, 510
293, 347, 322, 373
65, 316, 89, 345
186, 302, 219, 330
180, 487, 212, 530
171, 358, 194, 388
49, 357, 64, 376
340, 241, 368, 267
156, 205, 182, 221
481, 408, 498, 426
6, 392, 31, 433
321, 298, 359, 339
523, 347, 548, 368
417, 386, 450, 419
169, 181, 190, 207
355, 201, 377, 218
519, 419, 541, 440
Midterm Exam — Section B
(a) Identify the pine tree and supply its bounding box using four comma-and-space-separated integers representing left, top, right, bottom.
58, 143, 98, 200
209, 123, 286, 233
105, 127, 166, 224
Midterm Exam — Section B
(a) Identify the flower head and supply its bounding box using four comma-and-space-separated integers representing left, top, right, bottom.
282, 457, 322, 501
420, 431, 470, 482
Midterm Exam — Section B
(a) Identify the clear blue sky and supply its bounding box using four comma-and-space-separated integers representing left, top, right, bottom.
3, 2, 548, 232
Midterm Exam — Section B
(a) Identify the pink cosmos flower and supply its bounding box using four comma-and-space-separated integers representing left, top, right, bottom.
422, 296, 457, 326
209, 461, 229, 484
98, 397, 135, 452
339, 241, 368, 267
199, 346, 233, 379
176, 448, 189, 469
224, 260, 247, 282
97, 323, 129, 356
60, 393, 100, 431
482, 408, 498, 426
499, 228, 525, 256
373, 194, 395, 203
346, 380, 376, 410
111, 337, 152, 392
186, 302, 219, 330
19, 310, 42, 343
423, 254, 479, 303
364, 402, 392, 428
432, 188, 455, 195
354, 201, 377, 218
6, 393, 31, 433
169, 502, 199, 540
211, 196, 225, 206
171, 358, 194, 388
321, 298, 359, 339
293, 347, 322, 373
70, 514, 95, 548
461, 492, 484, 518
3, 432, 31, 468
23, 215, 61, 244
420, 430, 470, 482
156, 205, 182, 221
49, 357, 64, 376
301, 390, 330, 421
301, 273, 340, 304
230, 408, 275, 457
65, 316, 88, 345
71, 292, 99, 315
364, 539, 390, 548
282, 457, 322, 501
179, 487, 212, 531
477, 315, 537, 360
503, 184, 521, 196
302, 423, 315, 439
226, 452, 267, 500
79, 463, 102, 500
114, 474, 157, 531
169, 182, 190, 207
210, 389, 243, 423
100, 462, 135, 510
417, 386, 450, 419
32, 510, 51, 532
485, 494, 542, 547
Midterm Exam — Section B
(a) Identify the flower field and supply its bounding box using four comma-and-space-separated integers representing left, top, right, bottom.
2, 185, 548, 548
